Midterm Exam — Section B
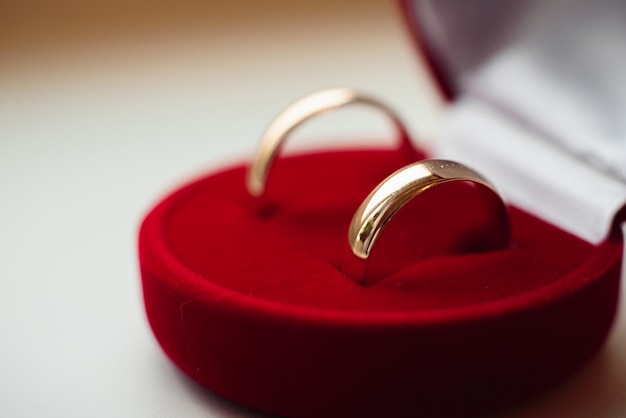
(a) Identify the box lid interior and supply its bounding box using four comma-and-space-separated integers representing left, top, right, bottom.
403, 0, 626, 243
404, 0, 626, 180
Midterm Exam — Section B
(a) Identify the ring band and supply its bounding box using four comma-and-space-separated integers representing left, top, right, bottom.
246, 87, 415, 198
341, 159, 509, 285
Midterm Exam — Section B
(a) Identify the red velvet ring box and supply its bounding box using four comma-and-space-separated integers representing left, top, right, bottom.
138, 1, 626, 417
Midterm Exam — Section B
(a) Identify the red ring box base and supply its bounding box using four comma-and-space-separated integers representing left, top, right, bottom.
139, 149, 622, 417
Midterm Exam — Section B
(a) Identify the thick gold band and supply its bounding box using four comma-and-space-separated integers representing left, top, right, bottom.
246, 87, 413, 198
341, 159, 509, 285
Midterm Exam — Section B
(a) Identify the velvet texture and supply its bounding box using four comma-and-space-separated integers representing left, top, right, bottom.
139, 149, 622, 417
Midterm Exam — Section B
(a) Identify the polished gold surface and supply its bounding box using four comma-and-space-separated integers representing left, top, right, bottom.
246, 87, 413, 197
342, 159, 506, 284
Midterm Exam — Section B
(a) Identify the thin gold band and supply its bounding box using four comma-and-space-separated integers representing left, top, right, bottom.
341, 159, 508, 285
246, 87, 413, 198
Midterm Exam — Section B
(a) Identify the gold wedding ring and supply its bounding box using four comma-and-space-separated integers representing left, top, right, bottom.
246, 87, 414, 198
342, 159, 509, 285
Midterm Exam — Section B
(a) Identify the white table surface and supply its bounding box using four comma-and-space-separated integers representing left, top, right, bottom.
0, 1, 624, 417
